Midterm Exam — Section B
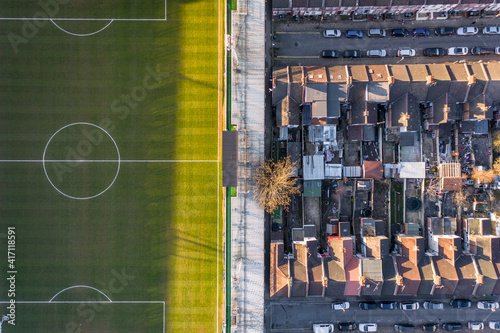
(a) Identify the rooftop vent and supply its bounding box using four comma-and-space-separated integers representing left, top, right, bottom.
368, 69, 374, 74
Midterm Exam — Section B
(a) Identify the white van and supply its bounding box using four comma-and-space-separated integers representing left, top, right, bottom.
323, 29, 341, 37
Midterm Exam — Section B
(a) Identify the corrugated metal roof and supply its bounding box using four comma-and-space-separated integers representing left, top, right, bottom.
303, 155, 325, 180
400, 162, 425, 179
325, 164, 342, 179
343, 166, 362, 178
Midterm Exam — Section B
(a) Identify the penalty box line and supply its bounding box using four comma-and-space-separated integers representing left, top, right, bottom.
0, 0, 167, 20
0, 300, 166, 333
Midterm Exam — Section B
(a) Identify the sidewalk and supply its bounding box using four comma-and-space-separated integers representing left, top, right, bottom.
274, 15, 498, 32
230, 0, 266, 331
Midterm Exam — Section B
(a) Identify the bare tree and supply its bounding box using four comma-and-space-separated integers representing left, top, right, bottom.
425, 178, 439, 201
471, 167, 495, 184
254, 157, 300, 214
453, 190, 467, 207
494, 157, 500, 175
493, 131, 500, 153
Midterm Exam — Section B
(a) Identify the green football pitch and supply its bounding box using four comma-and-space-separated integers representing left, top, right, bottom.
0, 0, 223, 332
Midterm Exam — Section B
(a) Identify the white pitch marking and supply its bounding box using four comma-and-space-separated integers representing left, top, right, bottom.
0, 160, 218, 163
51, 19, 114, 37
0, 18, 166, 21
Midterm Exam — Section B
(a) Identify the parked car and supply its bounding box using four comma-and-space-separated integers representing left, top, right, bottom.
489, 322, 500, 330
359, 302, 377, 310
468, 322, 484, 331
359, 323, 378, 332
483, 26, 500, 35
392, 29, 409, 37
345, 30, 363, 38
471, 47, 494, 55
338, 322, 357, 331
442, 323, 462, 331
448, 47, 468, 55
343, 50, 362, 58
366, 49, 386, 57
435, 27, 455, 36
477, 301, 499, 309
450, 299, 472, 308
423, 301, 444, 310
395, 324, 415, 332
367, 28, 386, 37
332, 301, 350, 310
495, 47, 500, 54
422, 324, 439, 332
380, 301, 398, 310
424, 48, 445, 56
400, 302, 419, 310
323, 29, 341, 37
457, 27, 479, 35
398, 48, 416, 57
322, 50, 340, 58
413, 28, 430, 37
313, 323, 334, 333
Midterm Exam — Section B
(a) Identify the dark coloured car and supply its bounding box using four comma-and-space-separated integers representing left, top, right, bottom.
413, 28, 430, 37
422, 324, 439, 332
359, 302, 377, 310
423, 48, 445, 56
470, 47, 494, 55
435, 27, 455, 36
380, 301, 398, 310
343, 50, 362, 58
338, 322, 357, 331
346, 30, 363, 38
395, 324, 415, 332
392, 29, 409, 37
442, 323, 462, 331
450, 299, 472, 308
322, 50, 340, 58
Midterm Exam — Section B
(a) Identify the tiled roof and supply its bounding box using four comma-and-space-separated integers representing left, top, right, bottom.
382, 257, 397, 296
442, 178, 463, 192
455, 255, 478, 296
433, 256, 459, 295
476, 257, 498, 296
273, 0, 290, 7
438, 236, 461, 263
418, 256, 434, 295
270, 242, 290, 297
327, 66, 348, 83
324, 258, 347, 297
363, 161, 383, 179
395, 256, 421, 295
345, 256, 360, 296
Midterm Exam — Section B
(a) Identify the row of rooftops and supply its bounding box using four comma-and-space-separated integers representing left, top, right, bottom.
271, 217, 500, 298
273, 63, 500, 135
272, 0, 500, 10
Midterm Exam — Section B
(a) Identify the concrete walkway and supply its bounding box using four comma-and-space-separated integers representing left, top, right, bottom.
229, 0, 266, 331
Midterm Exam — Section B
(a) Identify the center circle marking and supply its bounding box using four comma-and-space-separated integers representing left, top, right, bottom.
42, 122, 120, 200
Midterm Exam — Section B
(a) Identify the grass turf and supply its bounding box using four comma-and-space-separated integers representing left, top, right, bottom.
0, 0, 222, 332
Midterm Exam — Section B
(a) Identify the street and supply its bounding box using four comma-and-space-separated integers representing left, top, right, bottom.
266, 300, 500, 332
273, 18, 500, 65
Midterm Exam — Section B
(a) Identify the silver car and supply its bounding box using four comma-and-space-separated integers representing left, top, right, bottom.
423, 301, 444, 310
457, 27, 479, 36
366, 49, 386, 57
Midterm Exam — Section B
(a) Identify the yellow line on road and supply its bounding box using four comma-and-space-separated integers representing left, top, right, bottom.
276, 55, 320, 59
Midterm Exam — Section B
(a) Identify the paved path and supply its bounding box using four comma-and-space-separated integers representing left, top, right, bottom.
230, 0, 266, 331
